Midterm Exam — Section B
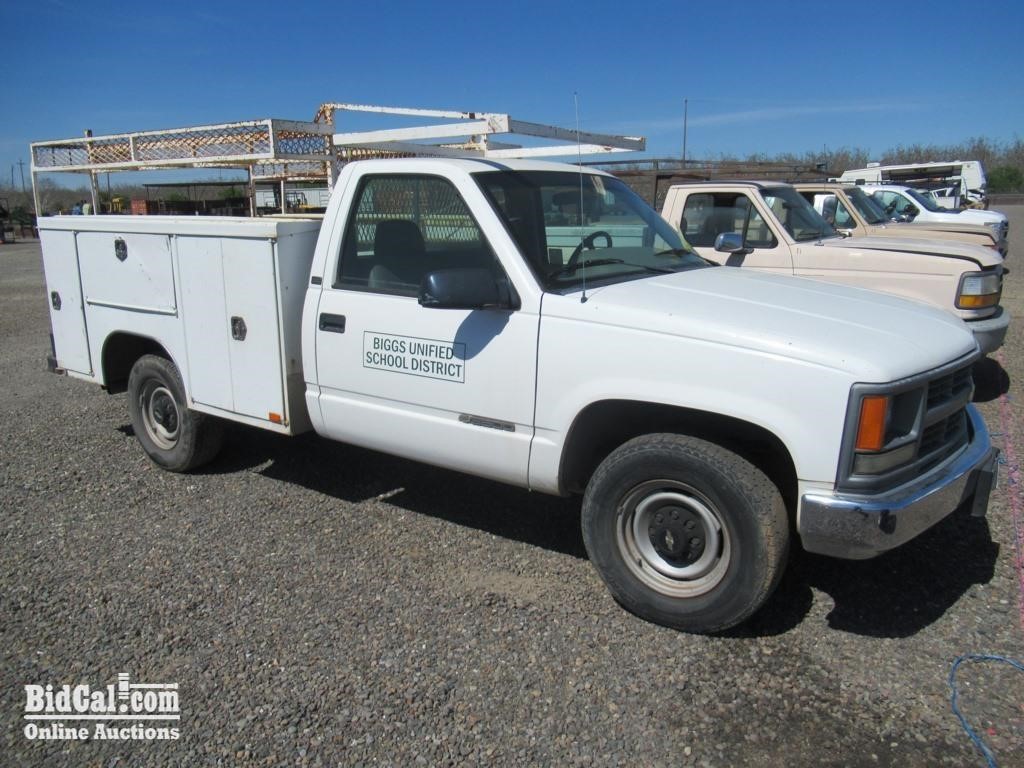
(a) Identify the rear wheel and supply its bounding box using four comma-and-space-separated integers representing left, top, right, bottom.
582, 434, 788, 633
127, 355, 223, 472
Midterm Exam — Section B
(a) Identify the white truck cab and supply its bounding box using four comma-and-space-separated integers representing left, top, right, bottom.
39, 158, 999, 634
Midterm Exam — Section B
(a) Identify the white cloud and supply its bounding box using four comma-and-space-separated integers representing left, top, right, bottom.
601, 102, 922, 137
688, 103, 915, 127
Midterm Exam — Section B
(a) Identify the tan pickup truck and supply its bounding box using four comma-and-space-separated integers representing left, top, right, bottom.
792, 182, 1007, 256
662, 181, 1009, 353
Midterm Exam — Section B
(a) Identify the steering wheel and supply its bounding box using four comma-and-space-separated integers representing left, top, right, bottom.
567, 231, 613, 266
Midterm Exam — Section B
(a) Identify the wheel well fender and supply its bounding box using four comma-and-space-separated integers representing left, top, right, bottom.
101, 333, 172, 394
559, 400, 798, 512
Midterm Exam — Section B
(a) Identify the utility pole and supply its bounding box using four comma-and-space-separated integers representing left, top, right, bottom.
17, 159, 27, 193
682, 98, 688, 166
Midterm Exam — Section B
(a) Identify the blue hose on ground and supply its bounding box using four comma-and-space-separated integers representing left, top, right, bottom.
948, 654, 1024, 768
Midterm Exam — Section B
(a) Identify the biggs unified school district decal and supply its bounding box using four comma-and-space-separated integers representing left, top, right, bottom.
364, 332, 466, 383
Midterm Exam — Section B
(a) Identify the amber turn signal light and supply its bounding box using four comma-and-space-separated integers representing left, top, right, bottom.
855, 395, 889, 452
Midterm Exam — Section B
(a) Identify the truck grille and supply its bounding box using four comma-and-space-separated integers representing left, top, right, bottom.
919, 410, 969, 469
927, 366, 973, 410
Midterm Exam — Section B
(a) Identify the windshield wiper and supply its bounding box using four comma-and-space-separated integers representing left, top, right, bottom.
653, 247, 692, 257
654, 247, 717, 267
548, 258, 675, 277
795, 229, 833, 243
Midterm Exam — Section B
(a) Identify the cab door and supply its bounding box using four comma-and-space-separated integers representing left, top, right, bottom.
312, 171, 538, 486
678, 192, 792, 273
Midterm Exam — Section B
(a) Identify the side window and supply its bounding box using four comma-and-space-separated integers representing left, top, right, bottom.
681, 193, 777, 249
682, 194, 737, 247
872, 191, 900, 217
820, 195, 838, 224
833, 199, 854, 228
680, 194, 714, 244
740, 197, 778, 249
336, 175, 499, 295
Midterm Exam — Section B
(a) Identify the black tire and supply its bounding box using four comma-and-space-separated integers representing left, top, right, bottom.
127, 354, 223, 472
581, 434, 788, 633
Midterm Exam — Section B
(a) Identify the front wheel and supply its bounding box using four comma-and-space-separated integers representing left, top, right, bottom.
127, 355, 223, 472
582, 434, 788, 633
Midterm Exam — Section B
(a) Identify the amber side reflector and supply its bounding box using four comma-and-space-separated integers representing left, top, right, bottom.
855, 396, 889, 452
268, 412, 283, 424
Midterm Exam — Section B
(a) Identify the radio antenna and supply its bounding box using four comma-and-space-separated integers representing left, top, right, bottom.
575, 92, 588, 303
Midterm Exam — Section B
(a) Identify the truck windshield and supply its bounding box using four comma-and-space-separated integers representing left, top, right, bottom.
475, 170, 706, 291
845, 187, 890, 224
759, 186, 837, 242
904, 187, 944, 213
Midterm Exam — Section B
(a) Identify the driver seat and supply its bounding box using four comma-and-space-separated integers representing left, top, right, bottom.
368, 219, 426, 292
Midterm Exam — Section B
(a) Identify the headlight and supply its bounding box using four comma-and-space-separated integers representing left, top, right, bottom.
957, 270, 1001, 309
839, 361, 975, 493
850, 391, 921, 475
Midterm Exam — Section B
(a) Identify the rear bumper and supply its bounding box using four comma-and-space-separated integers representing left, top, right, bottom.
967, 307, 1010, 354
799, 406, 997, 559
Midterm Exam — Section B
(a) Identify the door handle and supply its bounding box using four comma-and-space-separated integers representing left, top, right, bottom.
319, 313, 346, 333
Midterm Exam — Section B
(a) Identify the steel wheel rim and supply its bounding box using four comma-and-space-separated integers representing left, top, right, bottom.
615, 480, 730, 598
142, 382, 180, 450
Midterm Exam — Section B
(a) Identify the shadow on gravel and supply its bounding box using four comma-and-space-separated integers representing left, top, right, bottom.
157, 422, 996, 636
733, 502, 999, 639
973, 357, 1010, 402
190, 424, 588, 560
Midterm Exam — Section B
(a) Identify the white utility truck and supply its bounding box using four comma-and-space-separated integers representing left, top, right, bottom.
40, 157, 999, 634
837, 161, 988, 208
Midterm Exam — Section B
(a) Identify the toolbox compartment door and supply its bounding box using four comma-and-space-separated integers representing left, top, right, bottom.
76, 231, 176, 314
39, 228, 92, 375
178, 235, 285, 422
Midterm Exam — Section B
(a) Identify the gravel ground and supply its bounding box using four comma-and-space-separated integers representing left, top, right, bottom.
2, 211, 1023, 768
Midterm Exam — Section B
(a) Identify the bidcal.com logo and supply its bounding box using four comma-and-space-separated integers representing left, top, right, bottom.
23, 672, 180, 741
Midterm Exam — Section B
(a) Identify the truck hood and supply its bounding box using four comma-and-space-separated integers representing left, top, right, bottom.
825, 234, 1002, 268
948, 208, 1007, 226
558, 267, 977, 381
886, 221, 997, 239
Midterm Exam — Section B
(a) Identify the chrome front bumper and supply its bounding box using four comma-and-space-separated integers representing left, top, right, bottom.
967, 307, 1010, 355
799, 406, 998, 559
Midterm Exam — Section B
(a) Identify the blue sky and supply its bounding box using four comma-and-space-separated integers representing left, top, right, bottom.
2, 0, 1021, 188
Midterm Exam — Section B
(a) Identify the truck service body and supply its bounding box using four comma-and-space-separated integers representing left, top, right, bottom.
40, 157, 999, 632
836, 161, 988, 208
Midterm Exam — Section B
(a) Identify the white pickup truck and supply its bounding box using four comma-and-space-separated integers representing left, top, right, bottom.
40, 158, 999, 633
662, 181, 1010, 354
864, 184, 1009, 241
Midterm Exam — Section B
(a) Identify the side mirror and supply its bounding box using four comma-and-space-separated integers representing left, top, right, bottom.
714, 232, 746, 253
419, 268, 518, 310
